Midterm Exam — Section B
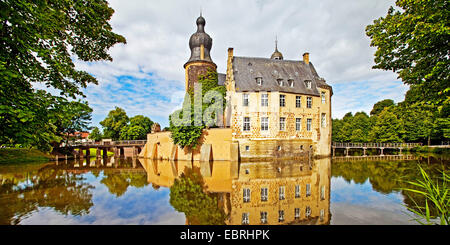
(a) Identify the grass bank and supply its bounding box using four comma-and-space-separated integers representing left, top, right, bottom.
410, 146, 450, 154
0, 148, 52, 164
82, 148, 114, 157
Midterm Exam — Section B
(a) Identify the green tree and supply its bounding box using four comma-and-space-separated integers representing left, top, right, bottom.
119, 115, 153, 140
369, 108, 404, 142
370, 99, 395, 116
366, 0, 449, 111
0, 0, 126, 151
100, 107, 129, 140
169, 69, 226, 149
89, 127, 103, 142
55, 100, 93, 143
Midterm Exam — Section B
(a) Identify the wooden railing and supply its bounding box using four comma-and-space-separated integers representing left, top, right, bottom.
332, 142, 422, 148
67, 140, 147, 147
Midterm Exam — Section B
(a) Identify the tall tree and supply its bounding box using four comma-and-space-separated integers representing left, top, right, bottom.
366, 0, 449, 111
88, 127, 103, 142
55, 100, 93, 143
0, 0, 126, 150
370, 99, 395, 116
119, 115, 154, 140
100, 107, 129, 141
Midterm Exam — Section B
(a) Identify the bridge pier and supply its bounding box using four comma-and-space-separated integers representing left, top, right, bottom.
363, 147, 367, 157
96, 147, 101, 159
332, 147, 335, 157
345, 147, 349, 157
380, 147, 384, 156
399, 147, 403, 155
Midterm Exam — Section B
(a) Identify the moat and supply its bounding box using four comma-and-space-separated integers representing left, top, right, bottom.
0, 155, 447, 225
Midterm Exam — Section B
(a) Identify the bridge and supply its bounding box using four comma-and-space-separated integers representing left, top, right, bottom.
332, 142, 423, 157
56, 140, 147, 160
332, 154, 418, 162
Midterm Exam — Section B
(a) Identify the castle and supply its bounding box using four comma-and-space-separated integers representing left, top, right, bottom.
141, 15, 333, 161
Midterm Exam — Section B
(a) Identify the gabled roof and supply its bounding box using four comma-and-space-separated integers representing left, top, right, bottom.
231, 56, 330, 96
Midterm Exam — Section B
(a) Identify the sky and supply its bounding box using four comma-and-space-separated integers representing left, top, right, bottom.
71, 0, 409, 129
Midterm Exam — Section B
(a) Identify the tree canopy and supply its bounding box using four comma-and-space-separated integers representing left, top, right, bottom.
0, 0, 126, 151
366, 0, 449, 111
99, 107, 154, 141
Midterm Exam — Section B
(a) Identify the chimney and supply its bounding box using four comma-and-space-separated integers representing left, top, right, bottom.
228, 47, 234, 59
303, 52, 309, 64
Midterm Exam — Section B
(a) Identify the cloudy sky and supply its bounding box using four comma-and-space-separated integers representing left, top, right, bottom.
74, 0, 409, 129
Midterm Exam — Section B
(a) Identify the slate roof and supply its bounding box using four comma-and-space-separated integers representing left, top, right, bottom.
231, 56, 331, 96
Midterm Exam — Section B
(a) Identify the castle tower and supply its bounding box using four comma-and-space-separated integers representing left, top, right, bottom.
184, 14, 217, 91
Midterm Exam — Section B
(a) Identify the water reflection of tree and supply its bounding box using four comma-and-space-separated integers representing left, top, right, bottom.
331, 158, 447, 217
169, 167, 226, 225
100, 172, 148, 197
0, 164, 94, 225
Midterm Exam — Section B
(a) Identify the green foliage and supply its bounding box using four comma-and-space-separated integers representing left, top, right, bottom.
100, 172, 148, 197
0, 0, 125, 151
0, 148, 51, 164
55, 100, 93, 142
99, 108, 154, 141
169, 167, 226, 225
100, 107, 129, 140
169, 69, 226, 149
119, 115, 153, 140
401, 165, 449, 225
368, 108, 404, 142
366, 0, 449, 111
370, 99, 394, 116
88, 127, 103, 141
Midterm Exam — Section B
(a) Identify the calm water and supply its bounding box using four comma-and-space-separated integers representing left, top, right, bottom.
0, 155, 447, 225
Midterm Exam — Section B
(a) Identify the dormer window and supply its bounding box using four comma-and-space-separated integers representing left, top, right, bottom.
277, 79, 284, 86
288, 79, 294, 87
305, 80, 312, 89
256, 77, 263, 86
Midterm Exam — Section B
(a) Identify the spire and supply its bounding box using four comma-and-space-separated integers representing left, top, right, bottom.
271, 36, 283, 60
275, 35, 278, 51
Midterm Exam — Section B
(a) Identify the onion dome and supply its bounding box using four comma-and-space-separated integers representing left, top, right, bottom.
185, 15, 214, 66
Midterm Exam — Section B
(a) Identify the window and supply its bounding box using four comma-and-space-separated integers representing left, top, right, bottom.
306, 97, 312, 108
279, 117, 286, 131
256, 77, 263, 86
245, 145, 250, 151
306, 206, 311, 218
321, 91, 326, 104
288, 79, 294, 87
277, 79, 284, 86
279, 94, 285, 107
243, 93, 249, 106
295, 208, 300, 219
278, 210, 284, 222
306, 184, 311, 197
243, 188, 251, 202
242, 213, 249, 225
296, 96, 301, 108
261, 117, 269, 131
279, 186, 285, 200
321, 113, 326, 128
260, 212, 268, 224
296, 118, 301, 131
295, 185, 301, 198
243, 117, 251, 131
307, 118, 312, 131
321, 185, 325, 200
261, 187, 268, 201
261, 93, 268, 106
320, 209, 325, 222
305, 80, 312, 89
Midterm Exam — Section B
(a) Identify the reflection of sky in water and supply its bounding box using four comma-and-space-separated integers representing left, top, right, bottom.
19, 172, 185, 225
330, 177, 415, 225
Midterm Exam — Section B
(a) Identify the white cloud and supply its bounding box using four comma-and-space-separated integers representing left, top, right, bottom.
69, 0, 404, 127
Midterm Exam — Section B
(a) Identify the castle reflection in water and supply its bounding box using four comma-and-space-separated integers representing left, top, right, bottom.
138, 157, 331, 225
